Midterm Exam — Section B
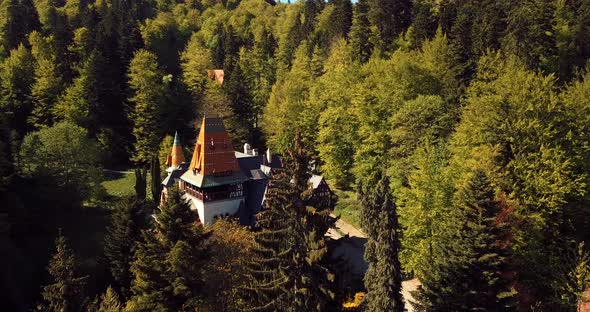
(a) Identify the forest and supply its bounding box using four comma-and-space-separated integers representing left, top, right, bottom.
1, 0, 590, 311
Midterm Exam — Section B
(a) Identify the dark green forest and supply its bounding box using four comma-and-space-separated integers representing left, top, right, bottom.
1, 0, 590, 311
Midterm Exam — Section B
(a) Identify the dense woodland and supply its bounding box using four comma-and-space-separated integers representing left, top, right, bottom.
1, 0, 590, 311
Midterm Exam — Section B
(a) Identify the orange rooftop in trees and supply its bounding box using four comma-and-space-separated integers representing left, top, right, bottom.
181, 115, 246, 188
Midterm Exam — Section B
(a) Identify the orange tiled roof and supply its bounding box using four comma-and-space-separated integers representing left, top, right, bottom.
187, 115, 240, 176
167, 131, 186, 168
207, 69, 224, 85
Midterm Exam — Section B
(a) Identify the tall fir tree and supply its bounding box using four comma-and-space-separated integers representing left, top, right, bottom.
96, 287, 122, 312
360, 175, 404, 312
53, 51, 101, 132
150, 155, 161, 202
28, 31, 63, 129
127, 187, 210, 311
240, 166, 292, 311
0, 44, 34, 135
134, 167, 147, 201
413, 169, 515, 311
348, 0, 372, 64
104, 197, 145, 299
42, 232, 89, 312
241, 132, 335, 311
367, 0, 412, 52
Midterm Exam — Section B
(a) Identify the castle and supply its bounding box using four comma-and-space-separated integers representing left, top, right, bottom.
161, 115, 334, 225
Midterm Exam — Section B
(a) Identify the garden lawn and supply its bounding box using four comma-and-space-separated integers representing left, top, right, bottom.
333, 188, 362, 229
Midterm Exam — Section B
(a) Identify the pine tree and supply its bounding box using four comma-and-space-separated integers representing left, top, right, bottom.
240, 167, 292, 310
0, 0, 40, 58
367, 0, 412, 51
128, 50, 165, 165
503, 0, 558, 73
104, 197, 145, 299
54, 51, 100, 131
150, 155, 161, 202
97, 287, 122, 312
349, 0, 372, 64
413, 170, 515, 311
408, 0, 438, 48
127, 187, 210, 311
360, 175, 404, 312
134, 168, 147, 201
28, 31, 63, 129
42, 232, 89, 312
241, 132, 335, 311
223, 61, 254, 144
0, 44, 34, 135
126, 229, 170, 311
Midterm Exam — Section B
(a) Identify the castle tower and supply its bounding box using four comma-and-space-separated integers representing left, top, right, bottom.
166, 131, 186, 172
180, 115, 247, 225
161, 131, 189, 204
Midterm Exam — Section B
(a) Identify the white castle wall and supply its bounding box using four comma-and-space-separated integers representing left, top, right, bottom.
184, 194, 243, 225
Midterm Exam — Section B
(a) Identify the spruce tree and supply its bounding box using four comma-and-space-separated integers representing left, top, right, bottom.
241, 132, 335, 311
127, 187, 210, 311
28, 32, 63, 129
97, 287, 122, 312
126, 229, 170, 311
413, 170, 515, 311
150, 155, 161, 203
360, 175, 404, 312
0, 44, 34, 135
104, 197, 145, 299
134, 168, 147, 201
53, 51, 100, 131
349, 0, 372, 64
367, 0, 412, 51
42, 232, 89, 312
240, 168, 292, 311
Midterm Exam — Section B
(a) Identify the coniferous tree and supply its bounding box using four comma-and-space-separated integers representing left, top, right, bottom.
150, 155, 161, 202
54, 51, 101, 131
104, 197, 145, 299
96, 287, 122, 312
367, 0, 412, 51
125, 229, 169, 311
42, 232, 89, 312
360, 175, 404, 312
134, 168, 147, 201
503, 0, 557, 73
408, 0, 438, 48
28, 31, 63, 129
127, 187, 210, 311
348, 0, 372, 64
413, 170, 515, 311
242, 132, 335, 311
0, 44, 34, 135
240, 167, 292, 311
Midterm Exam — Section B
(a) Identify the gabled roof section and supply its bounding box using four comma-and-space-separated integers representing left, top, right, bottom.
310, 175, 324, 189
181, 115, 246, 187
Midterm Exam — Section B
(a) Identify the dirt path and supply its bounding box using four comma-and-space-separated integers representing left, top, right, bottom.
327, 214, 420, 311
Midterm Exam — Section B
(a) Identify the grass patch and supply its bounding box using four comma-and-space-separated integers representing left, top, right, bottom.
102, 170, 136, 198
333, 188, 362, 229
101, 169, 156, 200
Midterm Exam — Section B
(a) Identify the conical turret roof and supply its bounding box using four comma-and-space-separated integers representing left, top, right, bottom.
166, 131, 186, 169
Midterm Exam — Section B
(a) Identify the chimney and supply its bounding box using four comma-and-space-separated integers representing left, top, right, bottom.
253, 148, 259, 156
266, 148, 272, 165
244, 143, 252, 155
